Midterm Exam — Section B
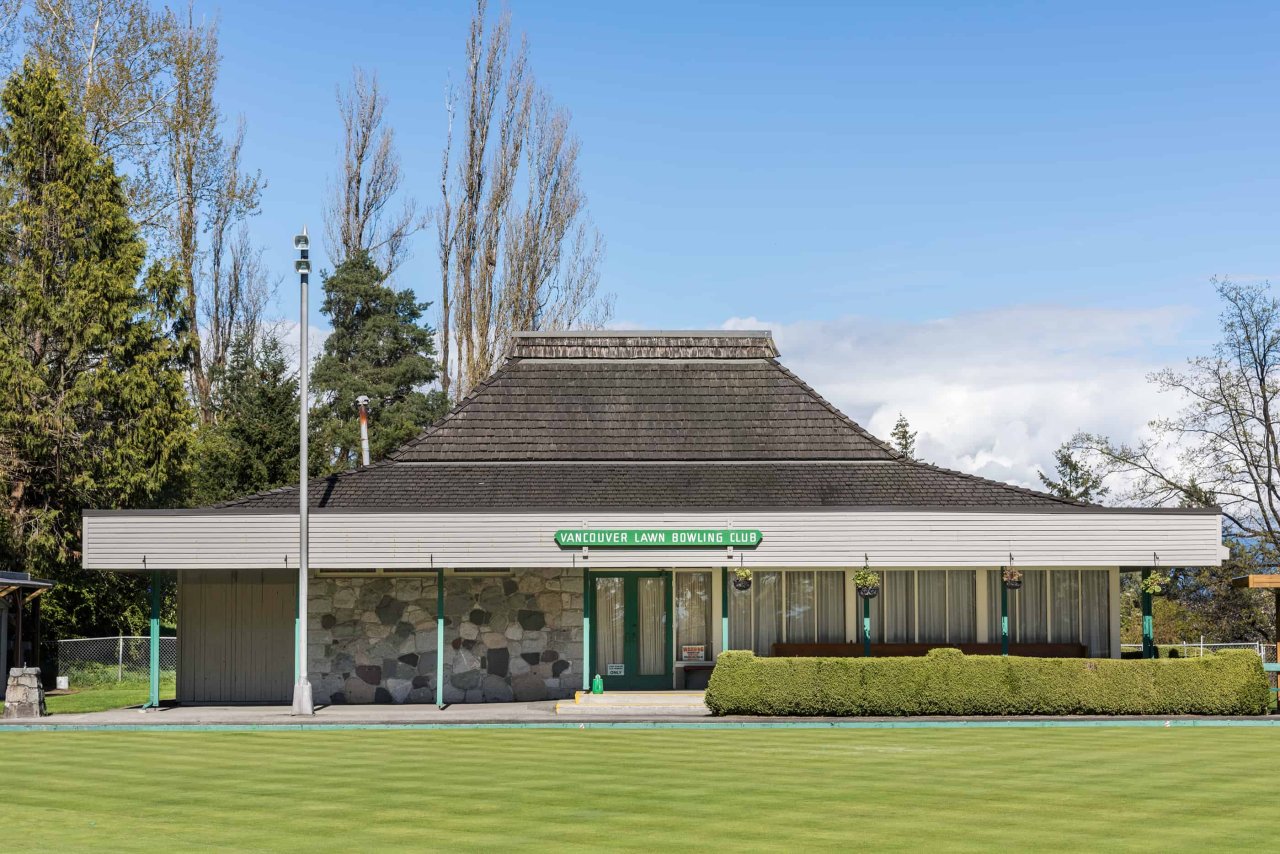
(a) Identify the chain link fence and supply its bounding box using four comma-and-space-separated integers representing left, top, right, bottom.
55, 636, 177, 688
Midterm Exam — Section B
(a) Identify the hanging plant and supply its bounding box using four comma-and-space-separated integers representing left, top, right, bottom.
1002, 567, 1023, 590
1140, 572, 1168, 596
732, 567, 753, 591
853, 568, 880, 599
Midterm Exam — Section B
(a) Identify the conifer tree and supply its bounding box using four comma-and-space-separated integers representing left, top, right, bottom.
890, 412, 918, 460
0, 61, 189, 636
1038, 445, 1109, 504
189, 333, 299, 505
311, 252, 446, 471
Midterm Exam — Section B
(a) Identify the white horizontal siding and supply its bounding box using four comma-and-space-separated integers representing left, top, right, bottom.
83, 509, 1228, 571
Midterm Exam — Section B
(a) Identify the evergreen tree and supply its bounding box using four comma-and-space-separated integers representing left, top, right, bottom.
311, 252, 446, 471
1038, 445, 1109, 503
0, 62, 189, 637
189, 333, 299, 505
890, 412, 918, 460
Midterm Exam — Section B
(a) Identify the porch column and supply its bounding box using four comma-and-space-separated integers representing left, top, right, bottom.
582, 568, 591, 692
146, 571, 160, 709
720, 566, 729, 654
1141, 569, 1154, 658
435, 568, 445, 709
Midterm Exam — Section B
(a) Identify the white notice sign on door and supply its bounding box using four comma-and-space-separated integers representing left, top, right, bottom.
606, 663, 625, 676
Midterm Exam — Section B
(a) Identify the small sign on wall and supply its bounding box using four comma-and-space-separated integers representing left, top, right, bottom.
681, 644, 706, 662
606, 663, 625, 676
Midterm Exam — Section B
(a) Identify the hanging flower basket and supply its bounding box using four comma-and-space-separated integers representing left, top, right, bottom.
1140, 572, 1167, 596
732, 569, 753, 591
1002, 568, 1023, 590
852, 569, 880, 599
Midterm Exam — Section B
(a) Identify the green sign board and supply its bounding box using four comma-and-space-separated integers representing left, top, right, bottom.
554, 529, 763, 549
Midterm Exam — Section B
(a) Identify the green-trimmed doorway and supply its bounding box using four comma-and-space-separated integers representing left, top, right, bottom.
590, 571, 672, 690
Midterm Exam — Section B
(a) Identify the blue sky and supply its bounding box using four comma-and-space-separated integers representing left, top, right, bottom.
211, 1, 1278, 486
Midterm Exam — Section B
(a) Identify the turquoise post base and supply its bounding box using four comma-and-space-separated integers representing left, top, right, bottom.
1001, 582, 1010, 657
862, 597, 871, 657
146, 572, 160, 709
1141, 570, 1154, 659
435, 568, 445, 708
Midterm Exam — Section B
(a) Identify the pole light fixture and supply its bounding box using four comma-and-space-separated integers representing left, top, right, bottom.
291, 226, 315, 716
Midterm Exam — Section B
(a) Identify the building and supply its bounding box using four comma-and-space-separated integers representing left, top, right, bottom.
81, 331, 1227, 705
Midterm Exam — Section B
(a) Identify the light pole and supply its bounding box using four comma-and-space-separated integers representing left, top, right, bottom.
291, 227, 315, 716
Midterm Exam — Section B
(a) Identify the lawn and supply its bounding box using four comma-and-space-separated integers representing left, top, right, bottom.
2, 677, 177, 715
0, 727, 1275, 852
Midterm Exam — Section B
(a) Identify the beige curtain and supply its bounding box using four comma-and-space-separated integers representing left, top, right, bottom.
637, 577, 666, 675
595, 577, 625, 673
1081, 570, 1110, 658
947, 570, 977, 643
816, 571, 845, 642
785, 571, 816, 644
1051, 570, 1081, 644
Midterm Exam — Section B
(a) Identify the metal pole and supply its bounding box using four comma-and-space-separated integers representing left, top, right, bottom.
1001, 581, 1010, 657
582, 567, 591, 692
1141, 569, 1153, 659
720, 566, 729, 654
146, 572, 160, 709
435, 567, 445, 708
291, 228, 314, 716
862, 596, 871, 657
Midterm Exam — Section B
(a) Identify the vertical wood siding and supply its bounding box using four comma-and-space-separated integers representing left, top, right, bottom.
177, 569, 294, 703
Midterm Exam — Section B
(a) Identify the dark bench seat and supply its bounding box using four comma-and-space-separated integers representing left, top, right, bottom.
771, 642, 1090, 658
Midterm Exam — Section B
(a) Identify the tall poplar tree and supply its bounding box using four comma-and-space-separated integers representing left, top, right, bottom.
0, 61, 189, 636
311, 252, 446, 472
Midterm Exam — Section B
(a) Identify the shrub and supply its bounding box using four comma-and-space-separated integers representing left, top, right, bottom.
705, 649, 1269, 716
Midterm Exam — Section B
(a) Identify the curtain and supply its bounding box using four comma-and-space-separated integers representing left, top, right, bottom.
917, 570, 947, 643
1081, 570, 1110, 658
729, 582, 753, 651
675, 572, 711, 661
1050, 570, 1081, 644
595, 577, 625, 673
816, 571, 846, 642
884, 571, 915, 642
753, 571, 783, 655
1017, 570, 1048, 642
785, 571, 816, 644
637, 577, 666, 676
947, 570, 977, 642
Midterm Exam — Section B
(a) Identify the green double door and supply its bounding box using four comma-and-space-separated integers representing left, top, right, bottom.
591, 572, 672, 690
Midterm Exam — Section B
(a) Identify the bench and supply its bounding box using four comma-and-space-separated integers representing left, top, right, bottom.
771, 642, 1090, 658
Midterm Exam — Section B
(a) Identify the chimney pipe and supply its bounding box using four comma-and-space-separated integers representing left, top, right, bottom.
356, 395, 371, 466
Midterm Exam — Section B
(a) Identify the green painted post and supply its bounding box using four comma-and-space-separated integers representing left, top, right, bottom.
147, 572, 161, 709
1141, 569, 1154, 659
862, 596, 871, 657
1001, 581, 1010, 657
435, 568, 445, 708
582, 567, 591, 692
721, 568, 732, 655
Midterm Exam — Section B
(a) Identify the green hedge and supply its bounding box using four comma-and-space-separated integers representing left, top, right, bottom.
704, 649, 1269, 716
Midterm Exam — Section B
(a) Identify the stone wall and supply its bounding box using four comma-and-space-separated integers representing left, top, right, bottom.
308, 569, 583, 704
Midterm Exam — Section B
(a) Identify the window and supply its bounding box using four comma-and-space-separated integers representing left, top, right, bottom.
729, 570, 845, 654
674, 572, 712, 661
987, 568, 1110, 657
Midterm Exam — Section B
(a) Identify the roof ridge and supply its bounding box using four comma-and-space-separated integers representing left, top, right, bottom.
768, 359, 902, 460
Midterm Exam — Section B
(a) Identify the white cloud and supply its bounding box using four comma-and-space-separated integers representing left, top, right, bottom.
264, 319, 332, 379
724, 305, 1198, 489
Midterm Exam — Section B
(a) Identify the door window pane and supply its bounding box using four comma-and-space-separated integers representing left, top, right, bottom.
785, 571, 816, 644
753, 571, 782, 655
1051, 570, 1081, 644
595, 577, 625, 674
946, 570, 977, 642
675, 572, 711, 661
918, 570, 947, 643
637, 577, 666, 676
816, 571, 845, 642
884, 571, 915, 642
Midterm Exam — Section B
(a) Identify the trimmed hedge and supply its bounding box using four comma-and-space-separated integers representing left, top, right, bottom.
704, 649, 1270, 716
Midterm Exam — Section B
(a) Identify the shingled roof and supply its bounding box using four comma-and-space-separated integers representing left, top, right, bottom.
210, 330, 1092, 511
